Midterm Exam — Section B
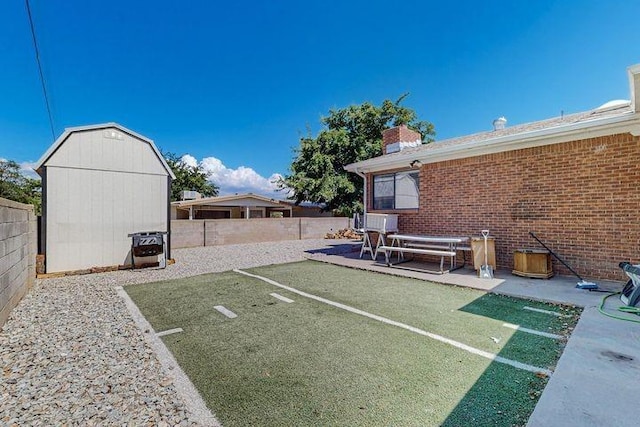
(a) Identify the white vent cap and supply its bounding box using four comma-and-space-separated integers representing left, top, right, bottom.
492, 117, 507, 131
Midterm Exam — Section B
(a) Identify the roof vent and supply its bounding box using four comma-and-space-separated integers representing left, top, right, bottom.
594, 99, 630, 111
492, 117, 507, 131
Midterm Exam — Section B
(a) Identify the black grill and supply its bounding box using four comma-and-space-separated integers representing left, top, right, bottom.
128, 231, 167, 268
131, 232, 164, 257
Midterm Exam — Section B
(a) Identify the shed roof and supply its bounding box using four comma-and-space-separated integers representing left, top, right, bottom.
35, 122, 176, 179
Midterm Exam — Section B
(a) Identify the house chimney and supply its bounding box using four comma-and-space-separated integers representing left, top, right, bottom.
382, 125, 422, 154
492, 117, 507, 131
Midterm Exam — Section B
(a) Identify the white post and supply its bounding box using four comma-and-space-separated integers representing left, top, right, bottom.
189, 206, 193, 220
362, 172, 368, 228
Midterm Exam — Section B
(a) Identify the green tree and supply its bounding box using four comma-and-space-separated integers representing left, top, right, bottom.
0, 160, 42, 214
163, 152, 219, 201
280, 95, 434, 216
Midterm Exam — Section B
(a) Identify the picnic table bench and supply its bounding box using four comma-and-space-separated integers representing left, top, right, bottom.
380, 234, 470, 274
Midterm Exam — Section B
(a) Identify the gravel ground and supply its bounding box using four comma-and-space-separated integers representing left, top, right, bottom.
0, 239, 358, 426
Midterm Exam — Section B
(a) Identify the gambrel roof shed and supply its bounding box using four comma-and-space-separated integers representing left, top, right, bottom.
36, 123, 174, 273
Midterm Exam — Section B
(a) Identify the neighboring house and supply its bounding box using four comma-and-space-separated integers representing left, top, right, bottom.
171, 193, 331, 220
36, 123, 175, 273
345, 64, 640, 281
279, 200, 333, 218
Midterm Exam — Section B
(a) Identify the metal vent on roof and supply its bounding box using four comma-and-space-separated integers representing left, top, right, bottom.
594, 99, 630, 112
492, 117, 507, 131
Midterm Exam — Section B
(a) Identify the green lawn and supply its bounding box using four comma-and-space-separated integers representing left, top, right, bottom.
125, 261, 580, 426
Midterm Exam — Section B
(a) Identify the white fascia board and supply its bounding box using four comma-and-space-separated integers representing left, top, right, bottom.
35, 128, 73, 173
345, 113, 640, 174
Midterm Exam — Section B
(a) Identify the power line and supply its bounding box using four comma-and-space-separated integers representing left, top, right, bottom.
25, 0, 56, 141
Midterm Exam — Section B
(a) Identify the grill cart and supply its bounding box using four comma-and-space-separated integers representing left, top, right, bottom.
128, 231, 168, 269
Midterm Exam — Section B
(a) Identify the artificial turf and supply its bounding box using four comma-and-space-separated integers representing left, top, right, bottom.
125, 261, 580, 426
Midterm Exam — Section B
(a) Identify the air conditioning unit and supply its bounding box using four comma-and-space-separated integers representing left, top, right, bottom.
181, 190, 202, 201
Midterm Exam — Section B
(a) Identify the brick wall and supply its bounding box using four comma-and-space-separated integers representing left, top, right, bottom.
367, 133, 640, 280
0, 197, 37, 328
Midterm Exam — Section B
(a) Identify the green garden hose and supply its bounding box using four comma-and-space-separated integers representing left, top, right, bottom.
598, 292, 640, 323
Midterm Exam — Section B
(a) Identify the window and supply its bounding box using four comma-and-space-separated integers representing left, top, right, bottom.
373, 171, 419, 210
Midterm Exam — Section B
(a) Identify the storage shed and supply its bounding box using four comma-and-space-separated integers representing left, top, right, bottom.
35, 123, 175, 273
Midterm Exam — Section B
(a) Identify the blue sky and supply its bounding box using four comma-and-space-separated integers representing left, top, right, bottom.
2, 0, 639, 197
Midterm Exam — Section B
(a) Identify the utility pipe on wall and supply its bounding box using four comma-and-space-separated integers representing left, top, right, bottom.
353, 167, 367, 225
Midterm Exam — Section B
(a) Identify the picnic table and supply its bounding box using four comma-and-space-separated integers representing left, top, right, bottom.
378, 234, 470, 274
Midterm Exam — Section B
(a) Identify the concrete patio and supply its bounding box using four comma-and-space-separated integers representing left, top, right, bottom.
306, 243, 640, 427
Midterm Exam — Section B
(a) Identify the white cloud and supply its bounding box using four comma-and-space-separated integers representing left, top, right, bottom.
19, 162, 40, 179
0, 158, 40, 180
180, 154, 292, 199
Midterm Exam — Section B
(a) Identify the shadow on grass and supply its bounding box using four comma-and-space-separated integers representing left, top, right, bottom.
441, 294, 579, 426
440, 334, 549, 426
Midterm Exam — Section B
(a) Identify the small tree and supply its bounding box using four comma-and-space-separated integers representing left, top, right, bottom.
280, 95, 434, 216
163, 152, 219, 201
0, 160, 41, 214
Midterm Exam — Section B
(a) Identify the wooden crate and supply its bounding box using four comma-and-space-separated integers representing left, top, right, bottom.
512, 249, 554, 279
470, 237, 496, 270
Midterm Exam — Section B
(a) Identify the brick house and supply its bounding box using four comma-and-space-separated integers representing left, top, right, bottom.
345, 65, 640, 281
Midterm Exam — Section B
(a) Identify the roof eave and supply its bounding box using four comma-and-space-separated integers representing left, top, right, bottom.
172, 193, 284, 208
345, 112, 640, 174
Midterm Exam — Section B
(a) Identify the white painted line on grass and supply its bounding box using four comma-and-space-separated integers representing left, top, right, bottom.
234, 269, 553, 376
502, 323, 563, 340
115, 287, 221, 426
214, 305, 237, 319
157, 328, 184, 337
270, 293, 294, 303
523, 306, 564, 317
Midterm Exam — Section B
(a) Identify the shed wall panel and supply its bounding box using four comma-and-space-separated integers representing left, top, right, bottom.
45, 166, 168, 272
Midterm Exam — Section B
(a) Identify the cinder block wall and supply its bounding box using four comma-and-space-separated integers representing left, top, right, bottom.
0, 198, 36, 328
368, 133, 640, 280
171, 220, 206, 248
171, 217, 350, 249
205, 218, 300, 246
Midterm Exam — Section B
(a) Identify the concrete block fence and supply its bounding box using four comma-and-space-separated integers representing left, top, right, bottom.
0, 197, 36, 328
171, 217, 351, 249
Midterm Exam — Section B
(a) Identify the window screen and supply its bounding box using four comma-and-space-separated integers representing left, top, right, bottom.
373, 171, 419, 210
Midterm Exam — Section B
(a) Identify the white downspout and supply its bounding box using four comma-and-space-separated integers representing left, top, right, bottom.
353, 167, 367, 225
